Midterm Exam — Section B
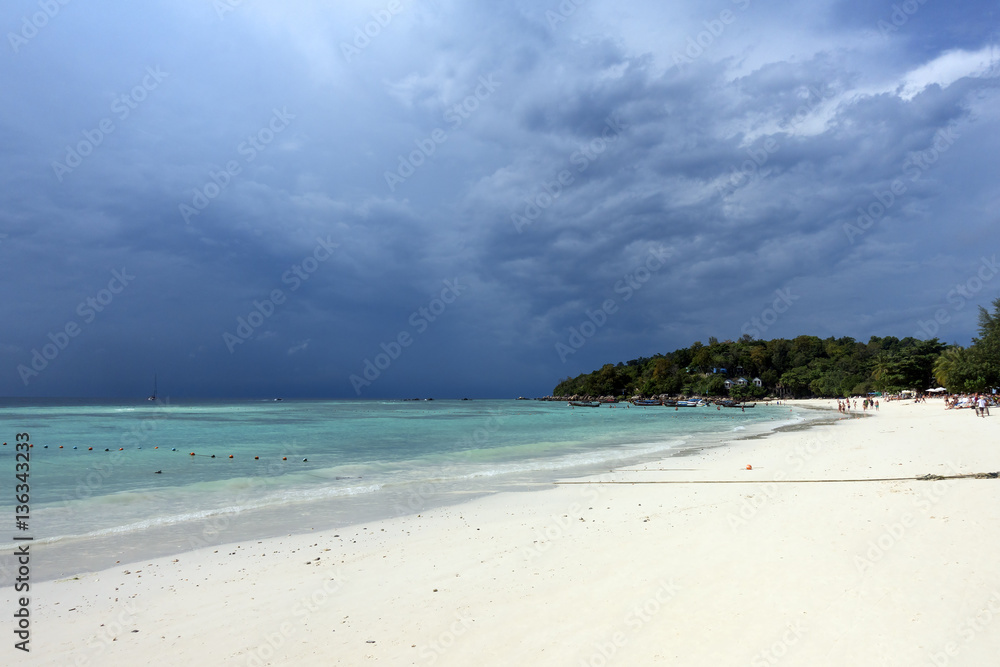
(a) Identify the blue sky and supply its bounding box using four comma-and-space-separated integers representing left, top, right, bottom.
2, 0, 998, 398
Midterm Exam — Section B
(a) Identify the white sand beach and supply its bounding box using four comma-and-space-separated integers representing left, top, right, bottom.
11, 399, 1000, 666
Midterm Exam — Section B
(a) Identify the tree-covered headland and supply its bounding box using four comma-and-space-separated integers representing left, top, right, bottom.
553, 298, 1000, 399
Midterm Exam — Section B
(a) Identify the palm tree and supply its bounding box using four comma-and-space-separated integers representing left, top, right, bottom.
870, 353, 895, 392
933, 346, 973, 391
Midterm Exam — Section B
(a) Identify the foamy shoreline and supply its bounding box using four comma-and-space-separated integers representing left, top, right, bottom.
9, 398, 1000, 665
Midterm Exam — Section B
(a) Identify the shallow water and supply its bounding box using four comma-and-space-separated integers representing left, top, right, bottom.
0, 398, 813, 581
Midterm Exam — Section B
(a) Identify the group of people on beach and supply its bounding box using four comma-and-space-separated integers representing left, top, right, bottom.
886, 390, 996, 417
945, 393, 994, 417
836, 397, 878, 413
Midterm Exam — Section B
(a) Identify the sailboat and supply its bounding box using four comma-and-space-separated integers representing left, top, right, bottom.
147, 374, 157, 401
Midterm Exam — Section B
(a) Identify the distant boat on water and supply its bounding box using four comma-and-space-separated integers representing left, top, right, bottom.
568, 401, 602, 408
147, 374, 157, 401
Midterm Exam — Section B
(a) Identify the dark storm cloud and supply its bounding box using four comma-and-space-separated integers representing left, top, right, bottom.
1, 0, 998, 397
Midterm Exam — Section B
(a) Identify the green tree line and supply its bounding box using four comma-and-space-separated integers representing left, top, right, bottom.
553, 299, 1000, 398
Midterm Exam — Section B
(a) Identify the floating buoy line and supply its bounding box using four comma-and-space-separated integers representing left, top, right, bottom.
1, 440, 309, 463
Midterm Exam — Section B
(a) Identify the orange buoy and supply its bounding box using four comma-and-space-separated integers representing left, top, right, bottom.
59, 445, 64, 448
228, 454, 233, 458
119, 447, 124, 451
155, 446, 159, 449
254, 456, 259, 460
746, 464, 752, 470
282, 457, 287, 461
190, 452, 195, 456
88, 447, 93, 450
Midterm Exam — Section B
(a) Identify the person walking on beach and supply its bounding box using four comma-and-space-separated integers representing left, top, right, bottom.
977, 395, 988, 417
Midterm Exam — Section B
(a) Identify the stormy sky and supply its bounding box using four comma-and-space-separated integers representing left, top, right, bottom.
2, 0, 998, 398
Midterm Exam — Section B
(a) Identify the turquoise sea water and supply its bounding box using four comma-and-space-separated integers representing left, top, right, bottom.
0, 398, 811, 581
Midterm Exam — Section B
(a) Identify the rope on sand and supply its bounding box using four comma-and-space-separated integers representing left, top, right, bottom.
554, 472, 999, 485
